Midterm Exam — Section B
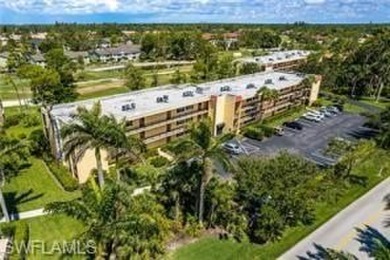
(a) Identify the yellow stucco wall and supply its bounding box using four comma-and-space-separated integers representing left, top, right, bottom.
309, 76, 322, 105
75, 148, 109, 184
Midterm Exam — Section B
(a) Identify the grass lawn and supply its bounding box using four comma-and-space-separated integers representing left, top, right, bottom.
171, 149, 390, 260
4, 215, 85, 260
0, 75, 31, 100
3, 157, 80, 212
359, 97, 390, 110
343, 103, 368, 114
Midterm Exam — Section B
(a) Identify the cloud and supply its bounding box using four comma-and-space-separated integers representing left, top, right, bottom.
0, 0, 389, 23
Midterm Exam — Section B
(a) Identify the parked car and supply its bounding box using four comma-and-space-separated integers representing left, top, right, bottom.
307, 111, 325, 120
327, 106, 341, 114
223, 142, 242, 155
274, 126, 284, 136
333, 104, 344, 112
302, 113, 322, 122
283, 121, 303, 130
319, 108, 333, 117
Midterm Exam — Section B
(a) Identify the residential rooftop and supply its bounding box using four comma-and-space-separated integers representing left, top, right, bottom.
237, 50, 311, 65
50, 71, 307, 123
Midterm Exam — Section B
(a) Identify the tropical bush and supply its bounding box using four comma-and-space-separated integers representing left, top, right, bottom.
44, 160, 79, 191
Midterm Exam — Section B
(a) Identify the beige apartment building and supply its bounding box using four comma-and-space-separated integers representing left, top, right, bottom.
237, 50, 311, 71
42, 71, 321, 183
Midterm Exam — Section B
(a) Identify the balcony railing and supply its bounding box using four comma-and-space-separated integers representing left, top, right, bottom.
128, 110, 209, 135
143, 127, 186, 145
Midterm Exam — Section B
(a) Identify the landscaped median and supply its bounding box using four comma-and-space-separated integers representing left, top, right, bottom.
170, 149, 390, 260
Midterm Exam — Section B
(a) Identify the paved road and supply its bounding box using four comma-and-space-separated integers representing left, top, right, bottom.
87, 60, 195, 72
279, 177, 390, 259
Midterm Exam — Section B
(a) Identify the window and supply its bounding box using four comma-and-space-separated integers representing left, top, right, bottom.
177, 107, 185, 113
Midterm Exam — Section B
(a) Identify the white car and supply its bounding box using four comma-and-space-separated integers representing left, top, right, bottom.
302, 113, 322, 122
223, 143, 243, 155
306, 111, 325, 120
320, 108, 333, 117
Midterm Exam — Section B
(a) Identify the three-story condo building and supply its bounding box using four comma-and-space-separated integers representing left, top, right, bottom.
42, 71, 321, 183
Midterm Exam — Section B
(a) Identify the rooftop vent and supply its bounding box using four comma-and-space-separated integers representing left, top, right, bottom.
246, 83, 256, 89
121, 102, 136, 111
157, 96, 169, 103
279, 76, 287, 81
196, 87, 203, 94
220, 86, 231, 92
264, 79, 273, 84
182, 91, 194, 97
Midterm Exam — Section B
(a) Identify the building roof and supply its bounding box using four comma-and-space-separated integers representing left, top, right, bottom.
65, 51, 89, 59
92, 44, 141, 57
0, 52, 9, 59
237, 50, 311, 66
50, 71, 307, 124
30, 53, 45, 62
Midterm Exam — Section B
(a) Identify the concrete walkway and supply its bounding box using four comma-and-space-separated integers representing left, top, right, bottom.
0, 208, 46, 223
0, 185, 152, 223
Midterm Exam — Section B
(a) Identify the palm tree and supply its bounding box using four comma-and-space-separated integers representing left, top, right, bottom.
257, 86, 280, 119
0, 137, 29, 222
61, 102, 143, 188
175, 120, 231, 225
45, 180, 171, 259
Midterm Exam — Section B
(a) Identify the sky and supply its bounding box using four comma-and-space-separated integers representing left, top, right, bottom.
0, 0, 389, 24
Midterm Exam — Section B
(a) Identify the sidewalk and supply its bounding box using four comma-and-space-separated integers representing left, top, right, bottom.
0, 208, 46, 223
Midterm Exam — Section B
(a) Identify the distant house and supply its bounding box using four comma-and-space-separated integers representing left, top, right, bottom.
202, 32, 240, 50
29, 53, 46, 67
97, 38, 111, 49
29, 38, 44, 51
65, 51, 90, 65
0, 52, 9, 68
89, 44, 141, 63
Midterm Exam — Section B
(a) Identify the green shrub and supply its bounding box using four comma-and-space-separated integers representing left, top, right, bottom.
150, 156, 170, 168
28, 129, 49, 157
21, 113, 40, 127
258, 125, 275, 138
144, 148, 158, 159
3, 113, 23, 128
17, 133, 27, 140
243, 127, 264, 141
44, 160, 79, 191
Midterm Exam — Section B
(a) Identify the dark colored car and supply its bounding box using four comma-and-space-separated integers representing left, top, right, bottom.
283, 121, 303, 130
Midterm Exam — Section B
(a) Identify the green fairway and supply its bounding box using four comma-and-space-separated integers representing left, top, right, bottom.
171, 149, 390, 260
3, 157, 80, 212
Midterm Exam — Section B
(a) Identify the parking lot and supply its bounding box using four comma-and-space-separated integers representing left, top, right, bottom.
231, 112, 377, 166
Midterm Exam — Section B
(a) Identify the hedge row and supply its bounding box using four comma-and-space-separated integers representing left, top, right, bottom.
44, 160, 79, 192
243, 125, 275, 141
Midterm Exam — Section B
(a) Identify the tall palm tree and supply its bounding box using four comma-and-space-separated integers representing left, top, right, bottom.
61, 102, 143, 189
0, 137, 29, 222
257, 86, 280, 103
257, 86, 280, 120
175, 120, 231, 225
45, 180, 171, 259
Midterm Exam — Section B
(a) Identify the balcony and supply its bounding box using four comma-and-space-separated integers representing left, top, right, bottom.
128, 109, 209, 135
144, 127, 186, 145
